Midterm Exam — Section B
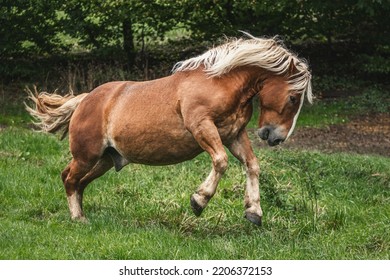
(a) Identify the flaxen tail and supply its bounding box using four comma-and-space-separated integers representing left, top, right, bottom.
26, 87, 88, 139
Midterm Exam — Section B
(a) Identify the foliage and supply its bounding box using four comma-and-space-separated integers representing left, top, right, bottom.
312, 75, 360, 93
1, 0, 389, 56
1, 0, 389, 97
353, 86, 390, 113
0, 0, 61, 56
358, 54, 390, 76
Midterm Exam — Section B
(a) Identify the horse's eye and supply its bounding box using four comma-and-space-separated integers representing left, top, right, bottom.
289, 95, 298, 104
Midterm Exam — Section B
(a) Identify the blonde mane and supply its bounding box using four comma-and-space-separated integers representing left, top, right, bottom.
173, 33, 313, 103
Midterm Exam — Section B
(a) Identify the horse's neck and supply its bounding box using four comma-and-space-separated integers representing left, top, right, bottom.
227, 66, 268, 103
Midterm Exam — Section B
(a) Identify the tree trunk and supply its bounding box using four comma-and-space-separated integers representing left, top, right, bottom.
123, 16, 135, 67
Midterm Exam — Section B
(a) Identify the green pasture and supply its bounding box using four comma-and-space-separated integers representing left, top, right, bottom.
0, 99, 389, 260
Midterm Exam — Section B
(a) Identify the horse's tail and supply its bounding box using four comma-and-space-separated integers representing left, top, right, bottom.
25, 87, 88, 139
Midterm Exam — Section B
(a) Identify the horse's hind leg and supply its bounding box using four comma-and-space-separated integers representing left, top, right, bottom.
62, 159, 91, 221
61, 154, 113, 221
79, 153, 113, 188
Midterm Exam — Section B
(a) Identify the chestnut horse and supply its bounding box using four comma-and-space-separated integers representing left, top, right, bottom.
27, 34, 313, 225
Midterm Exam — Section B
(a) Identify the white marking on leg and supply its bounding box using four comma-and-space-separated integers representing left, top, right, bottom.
244, 159, 263, 218
67, 192, 84, 220
194, 169, 222, 208
193, 153, 227, 209
228, 133, 262, 220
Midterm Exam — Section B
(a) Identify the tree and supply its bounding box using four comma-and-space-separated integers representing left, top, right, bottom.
61, 0, 180, 66
0, 0, 61, 57
1, 0, 388, 59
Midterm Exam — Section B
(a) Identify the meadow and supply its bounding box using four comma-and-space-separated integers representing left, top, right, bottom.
0, 98, 389, 260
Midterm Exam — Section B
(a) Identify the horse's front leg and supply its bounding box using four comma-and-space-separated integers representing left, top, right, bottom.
228, 129, 263, 226
187, 119, 228, 216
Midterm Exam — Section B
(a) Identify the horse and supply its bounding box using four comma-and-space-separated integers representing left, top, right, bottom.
27, 33, 313, 226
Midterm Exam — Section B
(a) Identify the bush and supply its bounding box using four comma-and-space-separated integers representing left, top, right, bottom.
354, 86, 390, 113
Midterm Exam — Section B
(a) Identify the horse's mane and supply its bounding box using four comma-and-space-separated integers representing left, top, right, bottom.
173, 33, 313, 103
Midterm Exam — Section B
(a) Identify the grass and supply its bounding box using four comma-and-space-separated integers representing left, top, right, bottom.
0, 124, 389, 259
297, 98, 351, 127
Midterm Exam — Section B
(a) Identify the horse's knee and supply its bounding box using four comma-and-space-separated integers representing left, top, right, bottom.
61, 166, 70, 184
214, 153, 228, 174
61, 166, 79, 196
62, 160, 89, 195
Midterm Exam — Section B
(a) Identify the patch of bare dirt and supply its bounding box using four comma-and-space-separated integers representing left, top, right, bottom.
252, 113, 390, 157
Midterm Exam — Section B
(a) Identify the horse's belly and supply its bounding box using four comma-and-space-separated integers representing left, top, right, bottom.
110, 122, 203, 165
116, 133, 202, 165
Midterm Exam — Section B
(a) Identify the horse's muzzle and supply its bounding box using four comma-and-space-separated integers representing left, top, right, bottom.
257, 126, 285, 146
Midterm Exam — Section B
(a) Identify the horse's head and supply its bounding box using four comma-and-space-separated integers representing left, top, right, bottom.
172, 33, 313, 147
257, 75, 306, 146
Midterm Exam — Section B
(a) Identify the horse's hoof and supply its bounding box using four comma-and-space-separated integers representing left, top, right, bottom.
71, 215, 89, 224
190, 195, 204, 217
244, 211, 262, 226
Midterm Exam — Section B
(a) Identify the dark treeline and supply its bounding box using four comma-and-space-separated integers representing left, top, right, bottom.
0, 0, 389, 91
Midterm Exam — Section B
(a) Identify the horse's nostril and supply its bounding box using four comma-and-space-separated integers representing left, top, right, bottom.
274, 138, 284, 145
268, 138, 284, 146
258, 128, 270, 140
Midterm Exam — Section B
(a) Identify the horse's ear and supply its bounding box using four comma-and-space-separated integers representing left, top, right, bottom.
288, 59, 298, 75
